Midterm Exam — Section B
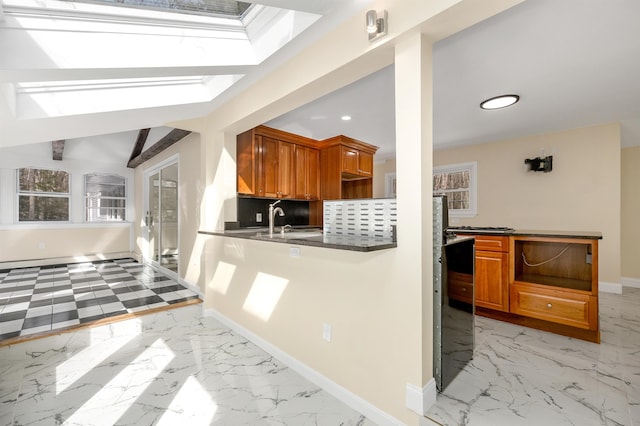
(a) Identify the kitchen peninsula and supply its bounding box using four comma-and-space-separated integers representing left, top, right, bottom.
450, 227, 603, 343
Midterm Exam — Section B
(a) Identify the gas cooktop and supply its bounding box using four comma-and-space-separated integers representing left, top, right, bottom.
448, 226, 516, 234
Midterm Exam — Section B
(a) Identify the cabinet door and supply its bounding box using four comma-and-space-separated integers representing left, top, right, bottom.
358, 151, 373, 176
342, 147, 359, 175
307, 148, 319, 199
237, 130, 258, 195
277, 141, 294, 198
261, 137, 279, 198
294, 146, 319, 200
475, 250, 509, 312
260, 138, 294, 199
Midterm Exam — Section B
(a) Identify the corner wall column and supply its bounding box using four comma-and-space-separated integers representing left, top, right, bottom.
395, 32, 435, 416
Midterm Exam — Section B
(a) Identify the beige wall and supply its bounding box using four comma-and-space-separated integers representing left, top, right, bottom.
133, 132, 206, 292
204, 236, 416, 423
622, 146, 640, 279
434, 123, 622, 284
170, 1, 524, 423
373, 159, 397, 198
0, 225, 130, 262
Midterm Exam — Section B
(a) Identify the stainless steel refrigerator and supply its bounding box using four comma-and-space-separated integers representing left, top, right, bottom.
433, 194, 475, 392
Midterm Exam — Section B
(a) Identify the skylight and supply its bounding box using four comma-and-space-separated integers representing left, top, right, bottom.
1, 0, 321, 120
62, 0, 252, 18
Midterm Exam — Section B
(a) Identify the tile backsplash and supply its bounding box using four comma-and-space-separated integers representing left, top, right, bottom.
323, 199, 397, 238
237, 197, 310, 228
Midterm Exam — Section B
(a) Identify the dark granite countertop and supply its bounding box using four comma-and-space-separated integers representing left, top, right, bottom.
198, 228, 397, 252
449, 228, 602, 240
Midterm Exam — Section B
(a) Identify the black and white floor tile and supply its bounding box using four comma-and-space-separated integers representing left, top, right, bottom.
0, 258, 200, 341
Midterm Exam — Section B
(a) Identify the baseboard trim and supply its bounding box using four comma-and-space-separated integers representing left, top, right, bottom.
599, 281, 623, 294
0, 251, 135, 270
203, 308, 404, 426
406, 379, 437, 416
622, 277, 640, 289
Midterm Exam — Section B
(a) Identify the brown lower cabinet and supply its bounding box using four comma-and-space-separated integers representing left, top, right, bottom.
471, 234, 600, 343
473, 235, 510, 312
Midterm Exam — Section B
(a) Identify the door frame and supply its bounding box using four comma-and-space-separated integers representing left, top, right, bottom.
142, 154, 180, 277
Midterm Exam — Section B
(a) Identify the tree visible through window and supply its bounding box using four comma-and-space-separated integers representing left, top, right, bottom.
85, 174, 126, 222
18, 168, 70, 221
433, 162, 477, 217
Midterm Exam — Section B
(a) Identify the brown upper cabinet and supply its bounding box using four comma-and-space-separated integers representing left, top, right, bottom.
237, 125, 320, 200
318, 135, 379, 200
261, 137, 294, 199
293, 146, 320, 200
341, 146, 373, 178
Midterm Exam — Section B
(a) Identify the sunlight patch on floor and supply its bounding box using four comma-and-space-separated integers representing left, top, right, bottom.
157, 375, 217, 425
63, 338, 174, 425
55, 332, 139, 395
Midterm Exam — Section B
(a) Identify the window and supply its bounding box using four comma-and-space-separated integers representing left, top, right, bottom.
63, 0, 252, 18
433, 162, 477, 217
18, 168, 70, 221
85, 173, 126, 222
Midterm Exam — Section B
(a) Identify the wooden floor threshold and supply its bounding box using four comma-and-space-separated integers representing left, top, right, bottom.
0, 298, 203, 348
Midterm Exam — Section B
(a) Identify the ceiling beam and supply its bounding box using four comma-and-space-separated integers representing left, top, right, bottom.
52, 140, 65, 161
129, 128, 150, 165
127, 128, 192, 168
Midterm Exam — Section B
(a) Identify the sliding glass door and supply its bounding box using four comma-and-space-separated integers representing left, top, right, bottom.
145, 161, 179, 273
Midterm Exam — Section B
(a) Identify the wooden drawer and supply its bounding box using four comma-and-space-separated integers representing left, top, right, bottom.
447, 271, 473, 304
473, 235, 509, 252
510, 284, 597, 330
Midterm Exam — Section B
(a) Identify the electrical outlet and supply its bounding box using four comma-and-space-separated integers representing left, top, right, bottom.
256, 212, 262, 222
290, 247, 300, 258
322, 323, 332, 342
38, 242, 45, 249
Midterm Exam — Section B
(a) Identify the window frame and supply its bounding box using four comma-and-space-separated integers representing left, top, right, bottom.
16, 167, 71, 223
84, 173, 127, 222
433, 161, 477, 218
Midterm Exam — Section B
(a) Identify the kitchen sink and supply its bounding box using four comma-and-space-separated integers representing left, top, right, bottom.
278, 230, 323, 239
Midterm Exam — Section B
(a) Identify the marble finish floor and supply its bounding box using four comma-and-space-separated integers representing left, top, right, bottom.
0, 304, 373, 425
426, 288, 640, 426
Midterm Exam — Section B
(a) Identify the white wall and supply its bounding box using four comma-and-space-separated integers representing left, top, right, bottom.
0, 138, 135, 262
169, 1, 525, 423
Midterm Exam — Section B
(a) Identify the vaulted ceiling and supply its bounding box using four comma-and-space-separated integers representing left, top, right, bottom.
2, 0, 639, 160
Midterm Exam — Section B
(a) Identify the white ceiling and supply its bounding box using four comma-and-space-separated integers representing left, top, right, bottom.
3, 0, 639, 159
267, 0, 640, 157
0, 0, 374, 147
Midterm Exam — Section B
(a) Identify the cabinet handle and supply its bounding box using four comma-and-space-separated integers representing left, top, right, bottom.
547, 303, 552, 309
462, 288, 467, 292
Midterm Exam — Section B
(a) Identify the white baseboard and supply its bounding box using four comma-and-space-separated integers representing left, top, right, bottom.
406, 379, 437, 416
0, 251, 134, 270
203, 308, 404, 426
622, 277, 640, 289
599, 281, 623, 294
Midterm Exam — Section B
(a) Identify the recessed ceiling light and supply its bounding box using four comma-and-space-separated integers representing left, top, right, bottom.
480, 94, 520, 110
341, 115, 352, 121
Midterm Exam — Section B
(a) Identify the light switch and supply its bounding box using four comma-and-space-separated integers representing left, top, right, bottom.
322, 323, 332, 342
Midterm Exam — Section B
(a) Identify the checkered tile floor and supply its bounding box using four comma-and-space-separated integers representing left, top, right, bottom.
0, 258, 200, 341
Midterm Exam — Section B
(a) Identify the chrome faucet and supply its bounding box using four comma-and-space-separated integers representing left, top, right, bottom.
268, 200, 285, 236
